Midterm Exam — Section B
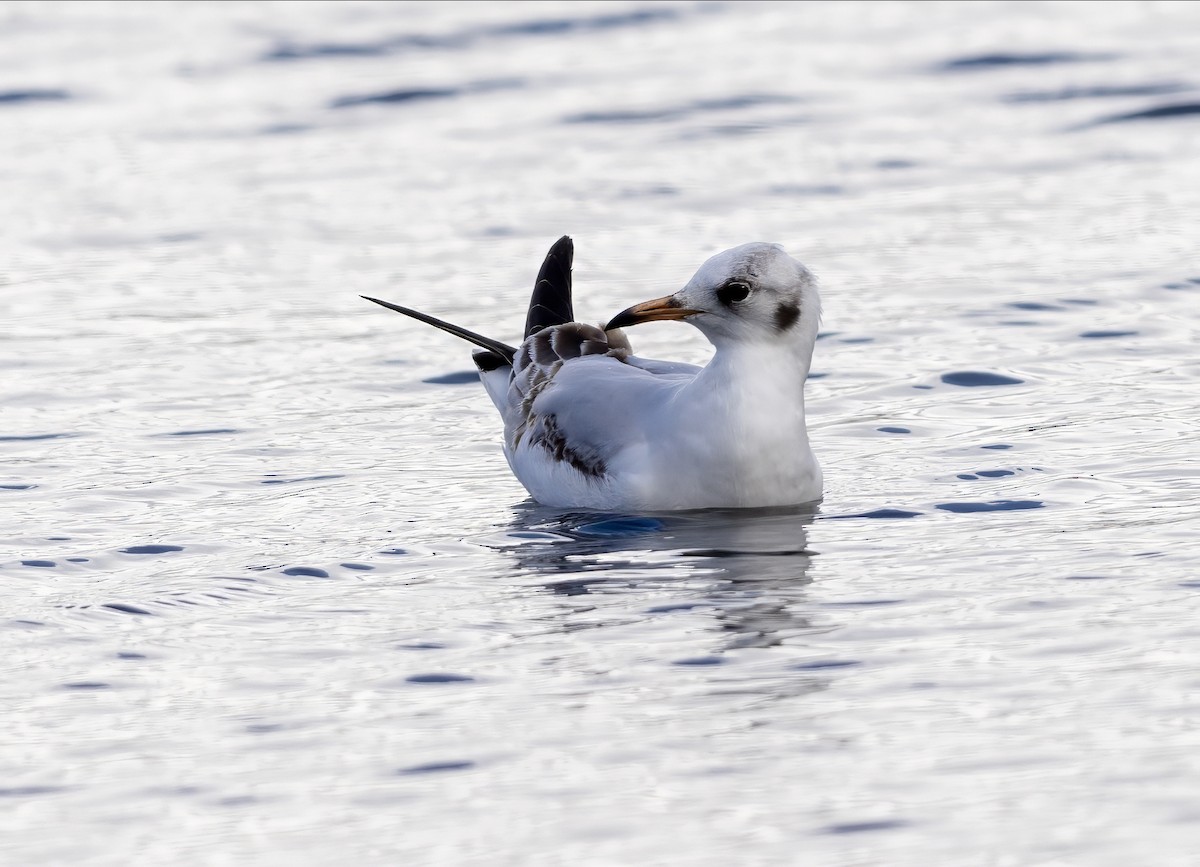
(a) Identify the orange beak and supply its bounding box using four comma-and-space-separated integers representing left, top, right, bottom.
605, 295, 702, 330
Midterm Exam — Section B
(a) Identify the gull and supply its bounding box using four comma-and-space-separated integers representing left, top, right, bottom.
362, 236, 822, 511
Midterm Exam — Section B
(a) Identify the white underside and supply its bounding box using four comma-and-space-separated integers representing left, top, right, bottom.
509, 438, 823, 511
482, 343, 822, 512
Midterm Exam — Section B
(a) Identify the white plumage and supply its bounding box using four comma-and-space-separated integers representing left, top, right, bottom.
364, 237, 822, 511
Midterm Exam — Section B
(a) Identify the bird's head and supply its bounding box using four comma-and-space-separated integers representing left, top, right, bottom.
605, 243, 821, 350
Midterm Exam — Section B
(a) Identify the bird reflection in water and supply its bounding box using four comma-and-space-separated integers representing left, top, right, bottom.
495, 502, 827, 652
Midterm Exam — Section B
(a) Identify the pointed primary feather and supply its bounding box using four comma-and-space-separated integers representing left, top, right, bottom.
523, 235, 574, 339
360, 295, 517, 364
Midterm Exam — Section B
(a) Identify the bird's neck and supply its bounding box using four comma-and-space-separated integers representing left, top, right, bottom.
701, 339, 814, 407
671, 337, 818, 505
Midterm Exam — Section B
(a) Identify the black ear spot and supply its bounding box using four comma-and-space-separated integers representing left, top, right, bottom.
717, 280, 751, 306
774, 300, 800, 332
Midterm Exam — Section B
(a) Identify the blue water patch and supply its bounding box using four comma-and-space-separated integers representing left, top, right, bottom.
161, 428, 241, 437
935, 51, 1115, 71
677, 120, 803, 141
0, 786, 70, 797
0, 433, 76, 442
792, 659, 861, 670
1079, 330, 1137, 339
1007, 301, 1063, 311
565, 93, 798, 125
330, 86, 462, 109
821, 819, 909, 834
422, 370, 480, 385
1, 484, 36, 490
767, 183, 844, 197
980, 443, 1012, 450
1092, 101, 1200, 125
405, 673, 475, 684
216, 795, 259, 807
672, 656, 725, 666
575, 516, 665, 537
936, 500, 1043, 513
333, 77, 529, 108
103, 603, 155, 615
396, 642, 446, 651
1064, 575, 1112, 580
340, 562, 374, 571
491, 7, 678, 37
617, 184, 681, 198
259, 123, 312, 136
680, 547, 812, 558
821, 599, 903, 608
1005, 82, 1188, 103
960, 470, 1017, 479
397, 760, 475, 775
647, 602, 707, 614
824, 508, 922, 520
66, 557, 89, 563
120, 544, 184, 555
0, 89, 71, 105
877, 426, 910, 434
281, 566, 330, 578
245, 723, 286, 734
941, 371, 1024, 387
265, 7, 680, 62
62, 682, 110, 690
21, 560, 56, 568
379, 547, 408, 556
266, 41, 404, 60
547, 579, 602, 597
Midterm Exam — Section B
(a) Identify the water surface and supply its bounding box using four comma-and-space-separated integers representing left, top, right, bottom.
3, 1, 1200, 864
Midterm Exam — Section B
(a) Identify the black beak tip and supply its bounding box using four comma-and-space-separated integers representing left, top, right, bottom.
604, 310, 635, 331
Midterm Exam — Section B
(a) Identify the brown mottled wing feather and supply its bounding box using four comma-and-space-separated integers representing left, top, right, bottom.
507, 322, 630, 475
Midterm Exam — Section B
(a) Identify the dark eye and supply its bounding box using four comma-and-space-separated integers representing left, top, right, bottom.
717, 280, 751, 306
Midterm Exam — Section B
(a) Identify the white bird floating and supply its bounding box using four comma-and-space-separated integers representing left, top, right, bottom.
363, 236, 822, 511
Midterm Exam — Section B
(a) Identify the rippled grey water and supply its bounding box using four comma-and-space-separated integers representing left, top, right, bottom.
4, 1, 1200, 864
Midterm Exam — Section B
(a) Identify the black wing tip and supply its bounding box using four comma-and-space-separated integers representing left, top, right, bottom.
523, 234, 577, 339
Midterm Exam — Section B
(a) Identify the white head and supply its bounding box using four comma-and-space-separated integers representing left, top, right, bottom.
606, 243, 821, 351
